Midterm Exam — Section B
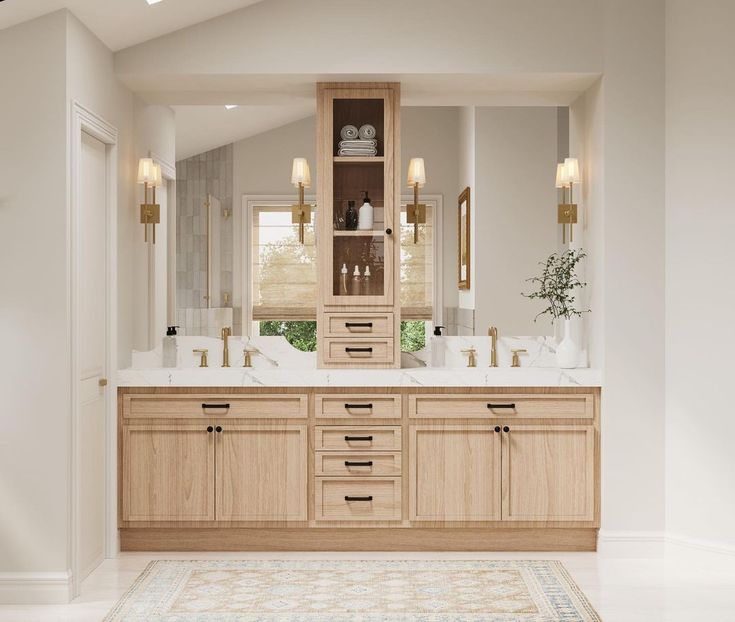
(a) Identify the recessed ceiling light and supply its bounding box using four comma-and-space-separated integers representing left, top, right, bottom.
224, 105, 238, 110
146, 0, 163, 5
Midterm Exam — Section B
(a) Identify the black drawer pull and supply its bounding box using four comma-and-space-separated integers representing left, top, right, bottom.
487, 403, 516, 409
345, 435, 373, 441
345, 460, 373, 467
202, 403, 230, 409
345, 495, 373, 502
345, 347, 373, 353
345, 403, 373, 409
345, 322, 373, 328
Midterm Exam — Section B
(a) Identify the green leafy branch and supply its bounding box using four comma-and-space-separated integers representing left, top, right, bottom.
523, 249, 590, 322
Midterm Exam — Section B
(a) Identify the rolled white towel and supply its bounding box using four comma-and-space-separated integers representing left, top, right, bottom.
340, 125, 359, 140
358, 124, 376, 140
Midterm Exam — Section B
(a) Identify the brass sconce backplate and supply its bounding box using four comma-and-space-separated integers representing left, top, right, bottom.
291, 204, 312, 244
406, 203, 427, 225
557, 203, 578, 224
140, 203, 161, 225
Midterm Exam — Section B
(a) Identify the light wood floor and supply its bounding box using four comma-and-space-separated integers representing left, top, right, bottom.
1, 546, 734, 621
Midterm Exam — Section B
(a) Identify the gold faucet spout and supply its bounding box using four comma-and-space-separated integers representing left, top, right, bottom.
221, 326, 231, 367
488, 326, 498, 367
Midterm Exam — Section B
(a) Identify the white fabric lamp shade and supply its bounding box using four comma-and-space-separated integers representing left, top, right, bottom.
150, 162, 162, 187
291, 157, 311, 187
137, 157, 156, 184
563, 157, 581, 184
407, 157, 426, 187
555, 162, 569, 188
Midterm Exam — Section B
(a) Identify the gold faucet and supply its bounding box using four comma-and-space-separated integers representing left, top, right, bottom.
193, 348, 209, 368
461, 347, 477, 367
243, 348, 253, 368
221, 326, 231, 367
488, 326, 498, 367
511, 349, 527, 368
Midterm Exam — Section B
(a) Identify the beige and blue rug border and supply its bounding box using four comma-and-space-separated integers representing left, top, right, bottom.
104, 559, 601, 622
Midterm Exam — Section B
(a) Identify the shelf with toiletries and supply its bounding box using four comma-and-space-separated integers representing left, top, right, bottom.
332, 235, 386, 297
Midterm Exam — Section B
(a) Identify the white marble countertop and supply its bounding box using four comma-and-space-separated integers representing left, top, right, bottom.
117, 367, 601, 388
118, 335, 601, 388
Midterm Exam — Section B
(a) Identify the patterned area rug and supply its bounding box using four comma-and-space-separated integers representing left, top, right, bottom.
104, 560, 600, 621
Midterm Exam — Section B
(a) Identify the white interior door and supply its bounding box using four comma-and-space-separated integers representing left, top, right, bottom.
77, 131, 108, 580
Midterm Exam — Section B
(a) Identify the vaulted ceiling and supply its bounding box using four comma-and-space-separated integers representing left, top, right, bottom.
0, 0, 264, 51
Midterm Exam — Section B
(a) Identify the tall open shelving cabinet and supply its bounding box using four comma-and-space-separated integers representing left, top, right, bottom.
316, 82, 401, 368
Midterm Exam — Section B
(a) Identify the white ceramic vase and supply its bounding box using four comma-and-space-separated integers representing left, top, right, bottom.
556, 318, 578, 369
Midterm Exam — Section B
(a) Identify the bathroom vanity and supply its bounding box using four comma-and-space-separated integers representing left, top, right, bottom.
117, 372, 600, 551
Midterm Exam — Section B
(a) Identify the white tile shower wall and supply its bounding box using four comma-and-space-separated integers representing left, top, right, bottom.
176, 307, 234, 338
176, 144, 233, 322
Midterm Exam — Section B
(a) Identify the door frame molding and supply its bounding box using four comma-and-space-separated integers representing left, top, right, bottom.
69, 101, 118, 597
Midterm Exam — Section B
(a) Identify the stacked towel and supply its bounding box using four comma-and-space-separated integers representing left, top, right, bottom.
338, 125, 378, 156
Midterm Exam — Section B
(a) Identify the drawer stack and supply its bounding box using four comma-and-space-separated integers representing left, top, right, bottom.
314, 393, 402, 521
322, 312, 395, 366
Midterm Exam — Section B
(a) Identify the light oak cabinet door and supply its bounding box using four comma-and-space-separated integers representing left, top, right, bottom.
215, 424, 307, 521
409, 425, 502, 521
122, 424, 215, 521
502, 425, 595, 522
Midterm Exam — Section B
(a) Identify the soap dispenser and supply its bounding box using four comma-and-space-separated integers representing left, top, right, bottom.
430, 325, 446, 368
350, 265, 362, 296
162, 326, 179, 368
357, 191, 374, 230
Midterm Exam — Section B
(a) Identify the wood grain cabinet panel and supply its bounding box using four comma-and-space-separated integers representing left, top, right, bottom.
215, 424, 307, 521
315, 477, 401, 521
409, 394, 592, 420
324, 313, 394, 338
409, 425, 502, 521
315, 426, 402, 451
315, 394, 401, 419
315, 452, 402, 477
323, 338, 394, 365
125, 394, 308, 419
122, 424, 215, 521
502, 425, 595, 522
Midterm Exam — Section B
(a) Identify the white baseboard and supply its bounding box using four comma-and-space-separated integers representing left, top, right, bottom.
666, 533, 735, 557
0, 571, 72, 605
598, 530, 735, 558
597, 530, 667, 557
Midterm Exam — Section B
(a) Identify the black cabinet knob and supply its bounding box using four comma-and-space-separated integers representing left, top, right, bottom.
215, 426, 223, 433
385, 228, 392, 235
494, 426, 501, 433
503, 426, 510, 433
206, 426, 214, 433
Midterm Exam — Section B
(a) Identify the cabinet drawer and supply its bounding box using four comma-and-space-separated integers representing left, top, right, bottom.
125, 394, 308, 419
315, 452, 402, 477
315, 426, 402, 451
323, 338, 394, 365
315, 394, 401, 419
315, 477, 401, 521
324, 313, 393, 338
408, 394, 592, 420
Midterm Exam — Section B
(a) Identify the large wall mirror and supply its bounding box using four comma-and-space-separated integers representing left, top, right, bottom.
170, 105, 571, 348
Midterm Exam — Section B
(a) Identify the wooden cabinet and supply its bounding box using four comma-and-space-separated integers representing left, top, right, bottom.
502, 425, 595, 522
122, 423, 215, 521
316, 83, 401, 368
409, 425, 502, 521
410, 424, 595, 523
215, 424, 307, 521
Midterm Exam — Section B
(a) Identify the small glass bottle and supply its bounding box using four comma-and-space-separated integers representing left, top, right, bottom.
362, 265, 371, 295
350, 265, 361, 296
340, 263, 348, 294
345, 201, 358, 230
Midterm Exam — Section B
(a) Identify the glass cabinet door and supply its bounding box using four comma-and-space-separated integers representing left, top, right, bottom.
326, 94, 395, 306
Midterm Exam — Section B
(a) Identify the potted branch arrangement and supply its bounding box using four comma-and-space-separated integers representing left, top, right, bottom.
523, 249, 589, 368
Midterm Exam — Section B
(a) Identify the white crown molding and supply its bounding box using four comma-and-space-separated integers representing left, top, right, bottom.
0, 571, 72, 605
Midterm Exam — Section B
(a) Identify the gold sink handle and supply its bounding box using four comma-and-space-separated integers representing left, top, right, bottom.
193, 348, 209, 368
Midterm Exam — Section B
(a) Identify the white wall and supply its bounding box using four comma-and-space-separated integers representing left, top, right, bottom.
474, 107, 558, 337
0, 11, 70, 584
456, 106, 476, 321
0, 9, 175, 602
665, 0, 735, 549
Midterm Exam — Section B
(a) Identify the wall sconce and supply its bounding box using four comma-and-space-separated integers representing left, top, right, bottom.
406, 157, 427, 244
291, 157, 312, 244
137, 157, 161, 244
556, 157, 580, 244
